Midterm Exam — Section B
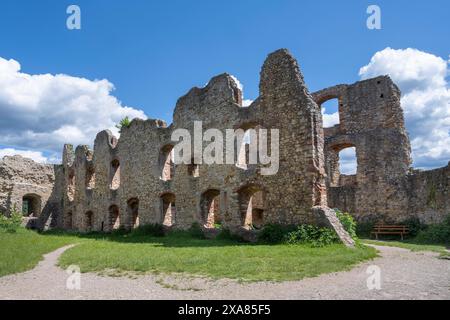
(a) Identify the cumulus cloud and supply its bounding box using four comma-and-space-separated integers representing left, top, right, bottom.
322, 109, 339, 128
0, 56, 147, 161
0, 148, 49, 164
359, 48, 450, 170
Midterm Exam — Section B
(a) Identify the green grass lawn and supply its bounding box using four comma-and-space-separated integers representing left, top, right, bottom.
57, 231, 378, 282
363, 239, 449, 254
0, 229, 80, 277
1, 228, 377, 281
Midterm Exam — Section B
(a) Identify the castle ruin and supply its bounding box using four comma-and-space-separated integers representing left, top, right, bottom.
1, 49, 448, 239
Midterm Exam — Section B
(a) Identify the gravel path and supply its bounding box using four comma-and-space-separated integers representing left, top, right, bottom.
0, 244, 449, 300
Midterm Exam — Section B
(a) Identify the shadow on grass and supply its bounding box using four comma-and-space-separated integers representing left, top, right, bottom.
39, 229, 259, 249
361, 237, 449, 253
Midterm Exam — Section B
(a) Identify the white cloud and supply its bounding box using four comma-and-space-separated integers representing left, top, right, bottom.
322, 109, 339, 128
230, 74, 256, 107
230, 75, 243, 91
339, 147, 357, 175
359, 48, 450, 170
0, 148, 49, 164
0, 57, 147, 158
242, 99, 253, 107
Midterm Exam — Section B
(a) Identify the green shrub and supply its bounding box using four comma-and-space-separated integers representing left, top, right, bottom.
257, 224, 292, 244
110, 226, 130, 236
188, 222, 205, 239
335, 210, 358, 240
131, 223, 165, 237
285, 225, 339, 247
415, 216, 450, 244
403, 217, 426, 237
215, 228, 245, 242
356, 221, 376, 238
0, 210, 23, 233
258, 223, 339, 247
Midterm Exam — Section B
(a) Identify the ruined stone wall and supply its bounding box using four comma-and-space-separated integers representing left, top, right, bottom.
313, 78, 449, 224
406, 164, 450, 224
0, 155, 62, 229
61, 49, 328, 233
1, 49, 447, 232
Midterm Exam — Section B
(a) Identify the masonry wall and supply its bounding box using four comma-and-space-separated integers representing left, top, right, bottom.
3, 49, 447, 232
61, 49, 327, 233
0, 155, 62, 229
313, 78, 449, 224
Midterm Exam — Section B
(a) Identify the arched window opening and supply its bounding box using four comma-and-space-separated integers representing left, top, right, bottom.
235, 124, 262, 170
108, 205, 120, 230
339, 146, 357, 176
86, 165, 95, 190
238, 185, 265, 230
328, 145, 358, 187
22, 194, 41, 217
84, 211, 94, 231
127, 198, 139, 229
187, 158, 200, 177
160, 145, 174, 181
320, 98, 340, 129
67, 169, 75, 201
110, 159, 120, 190
200, 189, 221, 228
160, 193, 176, 227
65, 212, 73, 230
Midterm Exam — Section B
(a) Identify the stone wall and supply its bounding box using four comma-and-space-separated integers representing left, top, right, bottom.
406, 164, 450, 224
0, 155, 62, 229
313, 78, 449, 224
1, 49, 448, 233
60, 49, 328, 234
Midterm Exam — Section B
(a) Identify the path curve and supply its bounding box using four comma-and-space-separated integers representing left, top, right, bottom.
0, 245, 448, 300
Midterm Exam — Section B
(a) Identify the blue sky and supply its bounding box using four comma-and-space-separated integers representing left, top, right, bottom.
0, 0, 448, 169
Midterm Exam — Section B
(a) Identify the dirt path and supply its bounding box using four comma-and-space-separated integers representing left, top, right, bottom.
0, 245, 449, 300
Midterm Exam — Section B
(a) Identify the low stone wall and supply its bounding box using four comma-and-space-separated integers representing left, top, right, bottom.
328, 163, 450, 225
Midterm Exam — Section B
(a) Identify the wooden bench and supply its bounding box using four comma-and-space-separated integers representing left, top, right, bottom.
371, 224, 410, 240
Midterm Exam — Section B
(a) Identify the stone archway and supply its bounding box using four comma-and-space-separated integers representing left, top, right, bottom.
160, 193, 176, 226
84, 211, 94, 231
160, 145, 174, 181
22, 194, 42, 217
237, 185, 265, 229
200, 189, 221, 228
127, 198, 139, 229
108, 205, 120, 230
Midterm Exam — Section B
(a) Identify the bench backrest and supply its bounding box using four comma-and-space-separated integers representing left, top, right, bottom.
373, 224, 409, 232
